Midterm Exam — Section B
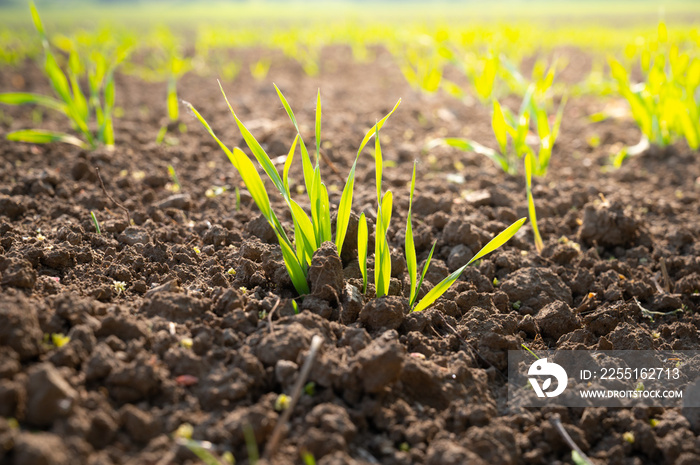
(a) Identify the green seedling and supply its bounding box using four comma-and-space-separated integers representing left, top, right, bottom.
185, 84, 400, 295
404, 162, 437, 309
51, 333, 70, 348
302, 451, 317, 465
525, 152, 544, 253
357, 212, 369, 293
521, 343, 541, 360
0, 2, 130, 149
433, 83, 562, 253
372, 126, 393, 298
250, 57, 271, 80
411, 216, 525, 312
168, 164, 181, 192
178, 439, 233, 465
473, 52, 499, 102
395, 40, 444, 93
243, 424, 259, 465
360, 156, 524, 310
437, 84, 565, 177
90, 211, 101, 234
156, 54, 191, 143
608, 22, 700, 157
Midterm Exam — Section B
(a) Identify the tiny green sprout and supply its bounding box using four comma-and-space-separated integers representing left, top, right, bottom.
571, 451, 588, 465
399, 443, 410, 452
168, 164, 181, 192
412, 217, 525, 312
292, 299, 299, 314
302, 451, 316, 465
179, 438, 233, 465
649, 418, 660, 427
90, 211, 101, 234
513, 301, 522, 310
227, 268, 236, 276
155, 126, 167, 145
304, 382, 316, 396
235, 186, 241, 211
51, 333, 70, 348
274, 393, 291, 411
492, 277, 500, 287
622, 431, 635, 444
635, 381, 644, 392
258, 310, 268, 320
239, 286, 247, 293
180, 337, 193, 349
652, 331, 661, 339
113, 280, 126, 295
521, 343, 540, 360
222, 451, 234, 465
173, 422, 194, 440
243, 424, 259, 464
193, 246, 201, 255
587, 134, 601, 148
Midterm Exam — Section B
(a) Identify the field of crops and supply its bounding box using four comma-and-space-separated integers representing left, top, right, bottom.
1, 1, 700, 464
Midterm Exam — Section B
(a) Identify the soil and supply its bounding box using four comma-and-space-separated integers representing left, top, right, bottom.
1, 44, 700, 465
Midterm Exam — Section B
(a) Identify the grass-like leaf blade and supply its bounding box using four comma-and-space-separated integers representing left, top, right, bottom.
440, 138, 512, 174
283, 134, 299, 198
0, 92, 67, 113
413, 217, 526, 312
525, 152, 544, 253
358, 212, 368, 293
315, 89, 321, 165
274, 84, 315, 193
7, 129, 86, 148
412, 240, 437, 309
405, 162, 418, 307
219, 82, 287, 197
492, 100, 508, 155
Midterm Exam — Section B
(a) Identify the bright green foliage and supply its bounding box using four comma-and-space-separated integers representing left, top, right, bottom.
392, 32, 447, 93
0, 2, 131, 150
90, 211, 101, 235
373, 128, 393, 298
608, 22, 700, 152
437, 80, 565, 177
361, 155, 524, 310
404, 162, 437, 309
168, 164, 181, 192
186, 86, 400, 295
434, 76, 563, 254
473, 52, 499, 102
357, 213, 369, 294
179, 439, 233, 465
412, 217, 526, 312
123, 26, 192, 143
525, 152, 544, 253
